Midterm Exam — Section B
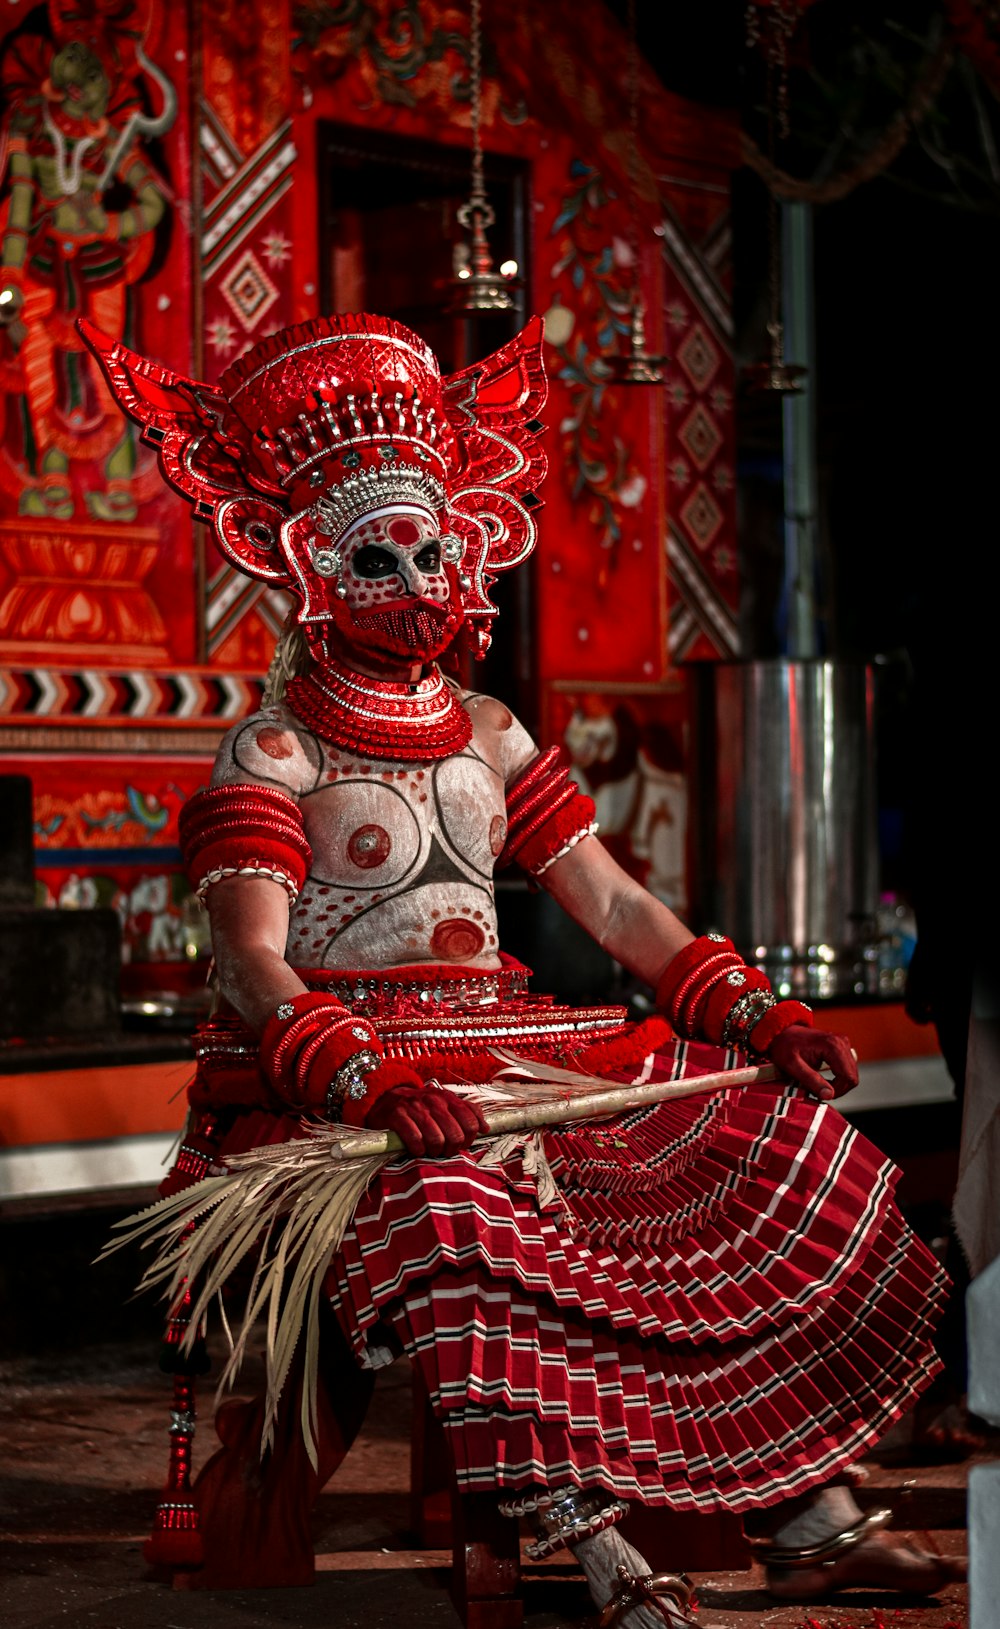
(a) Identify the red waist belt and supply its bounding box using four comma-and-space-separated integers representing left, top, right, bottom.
189, 962, 635, 1111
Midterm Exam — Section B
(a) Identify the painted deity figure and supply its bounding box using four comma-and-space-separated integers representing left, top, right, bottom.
83, 311, 963, 1626
0, 1, 174, 520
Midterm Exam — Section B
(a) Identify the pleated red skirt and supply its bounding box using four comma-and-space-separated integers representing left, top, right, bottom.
324, 1036, 945, 1512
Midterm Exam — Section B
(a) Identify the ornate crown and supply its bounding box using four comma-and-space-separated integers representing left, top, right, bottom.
312, 464, 446, 543
79, 311, 548, 650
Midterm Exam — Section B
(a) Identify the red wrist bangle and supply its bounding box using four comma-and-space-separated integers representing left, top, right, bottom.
294, 1015, 358, 1094
700, 966, 773, 1045
259, 994, 349, 1093
748, 1000, 815, 1055
673, 951, 745, 1034
295, 1021, 382, 1111
655, 934, 735, 1014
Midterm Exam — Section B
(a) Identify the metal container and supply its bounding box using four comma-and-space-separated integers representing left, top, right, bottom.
696, 659, 879, 999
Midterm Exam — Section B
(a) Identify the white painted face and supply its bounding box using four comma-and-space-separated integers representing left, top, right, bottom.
338, 509, 451, 614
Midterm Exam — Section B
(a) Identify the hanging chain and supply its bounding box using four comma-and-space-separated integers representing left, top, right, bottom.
765, 56, 783, 360
624, 0, 642, 295
468, 0, 488, 214
745, 0, 796, 139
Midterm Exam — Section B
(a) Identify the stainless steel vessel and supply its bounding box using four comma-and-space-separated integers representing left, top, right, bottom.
698, 659, 879, 999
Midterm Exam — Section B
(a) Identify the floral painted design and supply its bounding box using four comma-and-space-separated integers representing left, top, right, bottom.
544, 160, 649, 569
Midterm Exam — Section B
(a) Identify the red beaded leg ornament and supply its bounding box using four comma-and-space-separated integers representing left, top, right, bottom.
258, 991, 422, 1125
179, 784, 312, 903
145, 1275, 206, 1569
655, 934, 813, 1053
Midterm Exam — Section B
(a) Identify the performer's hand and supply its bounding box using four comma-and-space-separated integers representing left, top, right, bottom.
767, 1024, 859, 1101
365, 1082, 488, 1156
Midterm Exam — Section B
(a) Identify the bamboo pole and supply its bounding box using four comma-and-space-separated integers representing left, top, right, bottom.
322, 1059, 783, 1161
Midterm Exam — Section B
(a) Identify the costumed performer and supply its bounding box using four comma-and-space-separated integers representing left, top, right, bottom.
81, 311, 963, 1628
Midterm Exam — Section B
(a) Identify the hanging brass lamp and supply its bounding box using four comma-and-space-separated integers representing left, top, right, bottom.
450, 0, 517, 314
599, 0, 666, 385
743, 318, 806, 394
603, 295, 667, 386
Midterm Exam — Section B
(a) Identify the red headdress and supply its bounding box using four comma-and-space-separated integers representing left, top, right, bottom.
79, 312, 548, 657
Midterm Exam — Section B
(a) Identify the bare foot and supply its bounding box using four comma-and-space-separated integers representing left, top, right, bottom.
766, 1530, 966, 1602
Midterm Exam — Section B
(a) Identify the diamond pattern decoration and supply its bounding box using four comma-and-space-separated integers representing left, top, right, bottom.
677, 323, 721, 391
680, 482, 724, 551
220, 249, 280, 333
678, 403, 722, 472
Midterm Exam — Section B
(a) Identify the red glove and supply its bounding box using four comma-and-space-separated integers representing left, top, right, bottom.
767, 1024, 859, 1101
365, 1081, 488, 1156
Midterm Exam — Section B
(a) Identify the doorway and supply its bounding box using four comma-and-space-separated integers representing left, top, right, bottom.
317, 123, 536, 726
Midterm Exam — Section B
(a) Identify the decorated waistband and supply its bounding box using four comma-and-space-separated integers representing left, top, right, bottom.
198, 962, 631, 1086
298, 958, 530, 1015
292, 961, 628, 1056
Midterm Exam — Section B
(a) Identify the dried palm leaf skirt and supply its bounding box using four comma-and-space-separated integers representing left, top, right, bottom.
315, 1034, 945, 1512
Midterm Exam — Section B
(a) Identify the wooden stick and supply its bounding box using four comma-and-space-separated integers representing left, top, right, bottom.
324, 1060, 782, 1160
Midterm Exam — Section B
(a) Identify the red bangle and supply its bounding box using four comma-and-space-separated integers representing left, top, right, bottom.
294, 1015, 357, 1091
503, 783, 581, 858
266, 1012, 345, 1089
654, 935, 735, 1017
673, 951, 745, 1034
295, 1020, 382, 1111
191, 837, 310, 900
502, 747, 586, 865
749, 1000, 815, 1055
512, 792, 597, 876
700, 965, 773, 1045
505, 747, 562, 807
259, 994, 349, 1093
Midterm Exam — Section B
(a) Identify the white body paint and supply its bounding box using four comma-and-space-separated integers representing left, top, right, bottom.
211, 691, 536, 970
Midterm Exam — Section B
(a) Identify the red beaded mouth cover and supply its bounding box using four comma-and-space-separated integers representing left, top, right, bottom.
78, 311, 549, 658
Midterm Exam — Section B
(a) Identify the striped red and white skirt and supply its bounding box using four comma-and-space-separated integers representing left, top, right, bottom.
187, 968, 946, 1514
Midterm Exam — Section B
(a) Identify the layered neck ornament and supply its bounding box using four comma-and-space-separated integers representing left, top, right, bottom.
285, 655, 472, 763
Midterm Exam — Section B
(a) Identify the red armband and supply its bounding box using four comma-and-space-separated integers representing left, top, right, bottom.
179, 783, 312, 902
500, 747, 597, 875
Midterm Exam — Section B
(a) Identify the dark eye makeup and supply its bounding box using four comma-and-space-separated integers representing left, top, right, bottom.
351, 541, 443, 580
352, 545, 399, 579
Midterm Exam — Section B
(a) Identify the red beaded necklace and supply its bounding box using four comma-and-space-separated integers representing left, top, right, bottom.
285, 656, 472, 762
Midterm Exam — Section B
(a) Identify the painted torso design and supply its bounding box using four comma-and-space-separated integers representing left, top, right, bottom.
212, 691, 535, 971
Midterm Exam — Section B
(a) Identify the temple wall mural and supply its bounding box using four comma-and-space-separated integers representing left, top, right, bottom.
0, 0, 739, 975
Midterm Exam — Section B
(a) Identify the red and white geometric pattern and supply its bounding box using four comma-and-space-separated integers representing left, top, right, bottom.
198, 98, 297, 659
0, 667, 263, 724
660, 198, 740, 662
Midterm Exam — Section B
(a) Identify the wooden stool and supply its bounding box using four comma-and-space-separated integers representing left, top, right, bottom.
409, 1374, 750, 1629
411, 1373, 523, 1628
